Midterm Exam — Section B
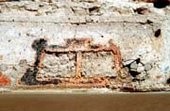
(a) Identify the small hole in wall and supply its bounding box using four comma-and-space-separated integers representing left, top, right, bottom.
134, 7, 150, 15
153, 0, 170, 8
88, 6, 100, 13
154, 29, 161, 38
137, 0, 170, 8
167, 78, 170, 84
146, 19, 153, 24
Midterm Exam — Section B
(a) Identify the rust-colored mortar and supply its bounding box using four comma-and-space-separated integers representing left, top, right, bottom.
19, 38, 129, 88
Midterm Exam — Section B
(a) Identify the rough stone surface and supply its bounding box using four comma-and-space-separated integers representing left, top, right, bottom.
82, 52, 116, 77
41, 53, 76, 77
0, 0, 170, 92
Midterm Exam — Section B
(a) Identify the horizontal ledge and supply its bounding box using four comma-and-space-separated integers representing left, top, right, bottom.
1, 91, 170, 111
0, 15, 166, 24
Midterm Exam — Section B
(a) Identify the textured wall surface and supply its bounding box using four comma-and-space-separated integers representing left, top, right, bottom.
0, 0, 170, 92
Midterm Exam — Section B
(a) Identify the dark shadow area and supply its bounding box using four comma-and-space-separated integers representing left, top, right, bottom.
154, 29, 161, 38
31, 38, 48, 66
167, 78, 170, 84
21, 38, 62, 85
153, 0, 170, 8
21, 68, 40, 85
134, 7, 150, 15
21, 38, 47, 85
123, 58, 148, 82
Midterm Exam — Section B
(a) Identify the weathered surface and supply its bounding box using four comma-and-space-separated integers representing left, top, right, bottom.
0, 71, 11, 86
82, 52, 116, 77
42, 53, 76, 77
0, 0, 170, 92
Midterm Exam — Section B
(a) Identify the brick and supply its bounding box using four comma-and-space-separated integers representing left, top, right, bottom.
0, 71, 11, 86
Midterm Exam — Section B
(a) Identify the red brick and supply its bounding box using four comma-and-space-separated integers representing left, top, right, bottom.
0, 72, 11, 86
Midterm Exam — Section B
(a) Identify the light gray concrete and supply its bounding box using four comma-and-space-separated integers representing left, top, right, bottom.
0, 0, 170, 91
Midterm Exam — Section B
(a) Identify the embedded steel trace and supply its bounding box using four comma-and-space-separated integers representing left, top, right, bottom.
20, 38, 129, 88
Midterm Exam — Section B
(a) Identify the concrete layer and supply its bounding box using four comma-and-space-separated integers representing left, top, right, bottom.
0, 0, 170, 91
